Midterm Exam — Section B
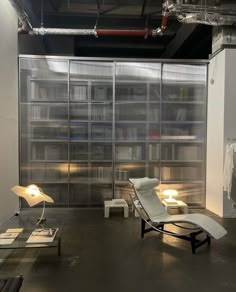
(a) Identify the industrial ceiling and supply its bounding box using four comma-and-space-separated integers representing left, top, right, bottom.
12, 0, 236, 59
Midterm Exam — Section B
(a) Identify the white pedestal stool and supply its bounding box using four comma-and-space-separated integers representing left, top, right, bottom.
104, 199, 129, 218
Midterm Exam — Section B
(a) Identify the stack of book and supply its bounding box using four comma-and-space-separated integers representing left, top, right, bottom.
0, 228, 23, 245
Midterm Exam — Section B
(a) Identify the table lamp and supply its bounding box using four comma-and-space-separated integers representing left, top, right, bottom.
11, 184, 54, 225
163, 189, 178, 203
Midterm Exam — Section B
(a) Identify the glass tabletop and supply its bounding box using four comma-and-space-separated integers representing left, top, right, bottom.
0, 214, 64, 250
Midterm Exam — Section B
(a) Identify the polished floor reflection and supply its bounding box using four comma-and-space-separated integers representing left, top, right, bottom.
0, 208, 235, 292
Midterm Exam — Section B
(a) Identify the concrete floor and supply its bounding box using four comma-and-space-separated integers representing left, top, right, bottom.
0, 207, 236, 292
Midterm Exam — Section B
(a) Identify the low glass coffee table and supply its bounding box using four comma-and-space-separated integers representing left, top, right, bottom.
0, 215, 63, 256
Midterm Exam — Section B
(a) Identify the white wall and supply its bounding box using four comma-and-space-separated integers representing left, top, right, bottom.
206, 50, 225, 217
206, 48, 236, 217
0, 0, 19, 225
223, 49, 236, 217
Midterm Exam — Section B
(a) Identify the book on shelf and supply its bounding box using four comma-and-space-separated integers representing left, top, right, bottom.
116, 145, 143, 160
150, 107, 160, 121
93, 167, 112, 182
71, 85, 87, 101
176, 108, 187, 121
116, 146, 132, 160
161, 166, 199, 181
115, 169, 129, 181
176, 145, 200, 160
94, 86, 107, 100
161, 144, 175, 160
152, 166, 160, 177
26, 228, 59, 244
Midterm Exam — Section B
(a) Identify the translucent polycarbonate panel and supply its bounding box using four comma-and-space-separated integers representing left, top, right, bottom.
70, 81, 88, 102
148, 143, 160, 161
160, 162, 203, 182
31, 142, 68, 161
70, 61, 113, 80
91, 103, 112, 121
39, 184, 69, 207
160, 122, 204, 140
69, 61, 113, 206
20, 58, 68, 102
23, 162, 69, 183
148, 162, 161, 178
30, 103, 68, 121
91, 162, 113, 184
161, 63, 207, 207
150, 83, 161, 101
161, 103, 205, 121
91, 83, 113, 102
162, 64, 207, 101
161, 142, 204, 161
90, 184, 113, 205
70, 163, 89, 183
31, 122, 68, 140
114, 62, 161, 201
70, 122, 88, 140
115, 143, 146, 161
69, 184, 89, 206
148, 103, 160, 121
91, 122, 112, 141
116, 62, 161, 81
115, 83, 147, 102
116, 103, 147, 121
116, 122, 146, 141
70, 142, 89, 161
19, 57, 207, 207
70, 103, 88, 120
149, 124, 161, 141
91, 143, 112, 161
115, 163, 146, 183
158, 182, 205, 207
19, 58, 69, 204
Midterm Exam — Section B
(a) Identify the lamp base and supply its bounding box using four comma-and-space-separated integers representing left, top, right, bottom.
37, 217, 46, 223
163, 198, 177, 204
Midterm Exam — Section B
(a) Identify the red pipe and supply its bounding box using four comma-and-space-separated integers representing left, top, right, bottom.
96, 29, 153, 37
160, 0, 170, 33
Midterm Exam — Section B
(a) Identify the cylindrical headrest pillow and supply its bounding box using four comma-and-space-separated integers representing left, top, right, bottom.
130, 177, 159, 191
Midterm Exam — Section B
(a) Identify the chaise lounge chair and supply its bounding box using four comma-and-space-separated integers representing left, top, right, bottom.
129, 177, 227, 254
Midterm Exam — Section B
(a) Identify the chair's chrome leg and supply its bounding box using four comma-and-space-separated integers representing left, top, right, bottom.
189, 233, 195, 254
207, 235, 211, 246
141, 219, 145, 238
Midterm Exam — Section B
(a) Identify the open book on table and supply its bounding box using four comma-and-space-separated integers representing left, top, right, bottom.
26, 228, 59, 244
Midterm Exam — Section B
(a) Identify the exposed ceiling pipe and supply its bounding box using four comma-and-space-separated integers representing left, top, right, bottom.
30, 27, 154, 37
10, 0, 236, 38
177, 13, 236, 26
31, 27, 97, 36
96, 29, 153, 37
152, 0, 176, 37
8, 0, 32, 32
8, 0, 157, 37
175, 2, 236, 26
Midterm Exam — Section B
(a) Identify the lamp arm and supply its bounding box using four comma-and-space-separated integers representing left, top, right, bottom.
36, 201, 45, 225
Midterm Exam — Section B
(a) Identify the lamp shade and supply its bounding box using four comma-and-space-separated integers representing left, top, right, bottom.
163, 189, 178, 198
11, 184, 54, 207
163, 189, 178, 203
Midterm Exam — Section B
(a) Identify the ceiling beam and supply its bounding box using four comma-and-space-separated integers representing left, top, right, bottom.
75, 40, 165, 50
160, 23, 198, 58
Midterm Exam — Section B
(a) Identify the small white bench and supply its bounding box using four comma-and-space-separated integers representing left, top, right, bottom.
104, 199, 129, 218
162, 199, 188, 214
